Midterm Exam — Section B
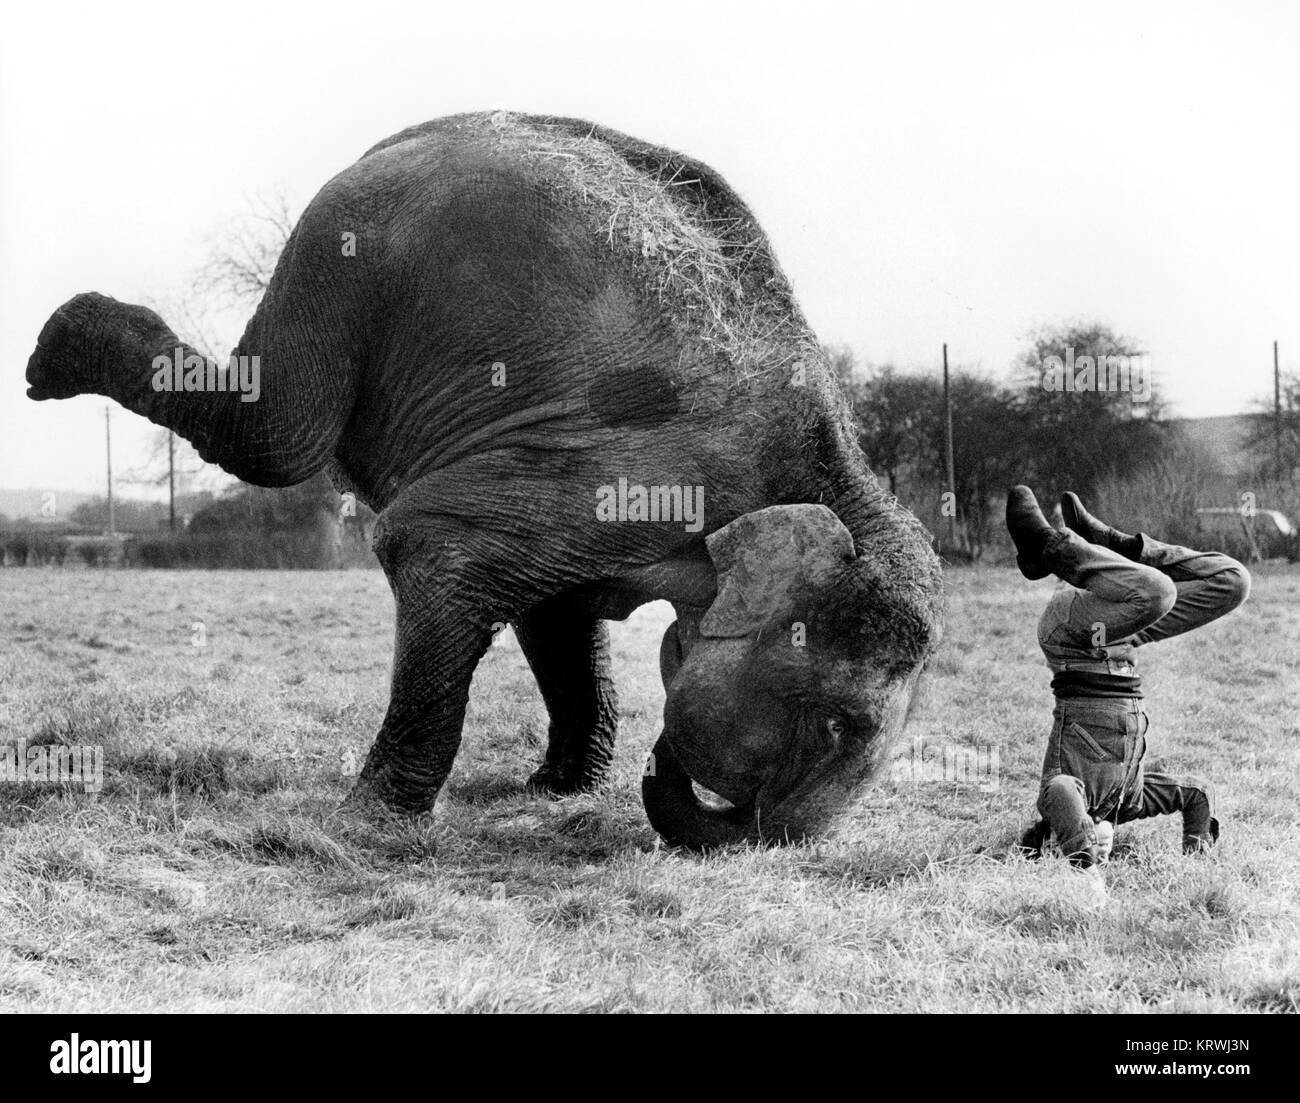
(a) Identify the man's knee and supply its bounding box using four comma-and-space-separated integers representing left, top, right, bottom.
1213, 563, 1251, 612
1138, 574, 1178, 623
1038, 773, 1086, 818
1037, 775, 1098, 863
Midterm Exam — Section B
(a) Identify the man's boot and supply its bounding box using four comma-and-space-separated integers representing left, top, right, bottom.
1007, 487, 1099, 587
1061, 492, 1144, 560
1007, 486, 1062, 580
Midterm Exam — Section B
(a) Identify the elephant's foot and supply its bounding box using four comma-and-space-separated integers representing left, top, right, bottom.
334, 787, 423, 829
338, 781, 420, 824
525, 749, 613, 797
332, 781, 439, 862
514, 597, 620, 798
342, 754, 444, 820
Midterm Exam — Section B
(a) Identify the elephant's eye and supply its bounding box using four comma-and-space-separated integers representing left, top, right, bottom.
824, 717, 846, 742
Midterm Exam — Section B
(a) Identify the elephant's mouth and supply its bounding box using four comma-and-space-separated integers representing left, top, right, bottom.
691, 778, 754, 818
669, 736, 756, 811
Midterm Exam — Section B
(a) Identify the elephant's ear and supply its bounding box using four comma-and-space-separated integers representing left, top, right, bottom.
699, 504, 858, 638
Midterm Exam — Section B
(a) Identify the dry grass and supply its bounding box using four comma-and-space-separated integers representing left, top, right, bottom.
488, 111, 819, 382
0, 566, 1297, 1012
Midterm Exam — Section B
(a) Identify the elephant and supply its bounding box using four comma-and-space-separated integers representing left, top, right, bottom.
25, 110, 944, 849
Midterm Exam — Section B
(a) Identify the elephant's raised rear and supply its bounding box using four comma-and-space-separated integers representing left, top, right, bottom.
26, 111, 943, 849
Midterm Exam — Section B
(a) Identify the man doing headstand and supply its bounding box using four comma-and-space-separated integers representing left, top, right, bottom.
1006, 486, 1251, 869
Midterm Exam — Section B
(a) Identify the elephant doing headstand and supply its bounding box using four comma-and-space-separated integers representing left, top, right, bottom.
26, 111, 944, 849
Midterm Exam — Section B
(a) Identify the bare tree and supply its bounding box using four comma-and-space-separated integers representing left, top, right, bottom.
196, 188, 296, 306
1245, 371, 1300, 483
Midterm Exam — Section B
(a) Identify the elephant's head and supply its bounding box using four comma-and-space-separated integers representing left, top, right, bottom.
643, 503, 942, 849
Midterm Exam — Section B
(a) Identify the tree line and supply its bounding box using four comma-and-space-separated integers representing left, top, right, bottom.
6, 189, 1292, 567
839, 322, 1294, 561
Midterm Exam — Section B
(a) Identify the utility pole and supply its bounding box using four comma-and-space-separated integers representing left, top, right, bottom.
1275, 340, 1282, 479
168, 431, 176, 533
942, 343, 958, 551
105, 406, 116, 536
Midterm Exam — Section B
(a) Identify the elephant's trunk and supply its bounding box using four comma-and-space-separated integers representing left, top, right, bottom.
26, 217, 361, 488
643, 733, 848, 849
777, 370, 943, 620
641, 735, 759, 850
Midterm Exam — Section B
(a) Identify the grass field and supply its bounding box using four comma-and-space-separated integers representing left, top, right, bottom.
1, 565, 1297, 1012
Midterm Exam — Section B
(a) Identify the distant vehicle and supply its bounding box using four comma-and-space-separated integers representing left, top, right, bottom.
1195, 506, 1297, 562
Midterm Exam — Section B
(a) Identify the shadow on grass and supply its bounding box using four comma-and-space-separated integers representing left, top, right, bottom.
444, 774, 531, 804
1239, 983, 1299, 1013
110, 746, 287, 799
451, 803, 654, 865
802, 843, 961, 889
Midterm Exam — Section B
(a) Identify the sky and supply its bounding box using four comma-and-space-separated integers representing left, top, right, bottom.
1, 0, 1297, 498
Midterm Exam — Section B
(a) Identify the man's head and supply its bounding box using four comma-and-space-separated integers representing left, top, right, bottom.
1093, 819, 1114, 863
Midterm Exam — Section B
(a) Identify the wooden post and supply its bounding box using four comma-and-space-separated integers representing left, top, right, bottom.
168, 432, 176, 533
943, 344, 958, 551
105, 406, 116, 537
1275, 340, 1282, 479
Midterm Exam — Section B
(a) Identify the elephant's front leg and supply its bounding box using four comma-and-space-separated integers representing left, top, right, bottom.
516, 594, 619, 795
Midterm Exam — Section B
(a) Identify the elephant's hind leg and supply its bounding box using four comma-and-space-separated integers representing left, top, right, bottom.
347, 504, 515, 815
515, 595, 619, 795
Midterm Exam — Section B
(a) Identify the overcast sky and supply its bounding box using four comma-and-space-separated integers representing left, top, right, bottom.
2, 0, 1297, 498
